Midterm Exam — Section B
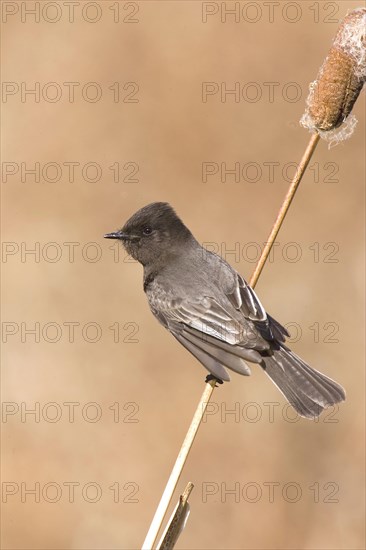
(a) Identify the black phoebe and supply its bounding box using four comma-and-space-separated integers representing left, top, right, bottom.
105, 202, 345, 418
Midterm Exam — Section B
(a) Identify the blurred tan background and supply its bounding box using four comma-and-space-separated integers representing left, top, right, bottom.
2, 1, 365, 549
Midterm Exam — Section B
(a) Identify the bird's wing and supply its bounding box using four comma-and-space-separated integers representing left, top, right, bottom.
148, 273, 280, 350
226, 273, 290, 344
147, 272, 290, 381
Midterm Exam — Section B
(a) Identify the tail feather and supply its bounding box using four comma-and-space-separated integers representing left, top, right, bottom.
261, 346, 346, 418
172, 322, 345, 419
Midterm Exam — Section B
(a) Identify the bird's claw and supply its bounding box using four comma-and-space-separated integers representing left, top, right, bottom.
205, 374, 223, 386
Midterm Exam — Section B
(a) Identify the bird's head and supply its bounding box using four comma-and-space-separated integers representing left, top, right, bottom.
104, 202, 192, 266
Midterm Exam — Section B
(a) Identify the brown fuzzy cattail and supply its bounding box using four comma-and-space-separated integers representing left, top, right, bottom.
301, 7, 366, 145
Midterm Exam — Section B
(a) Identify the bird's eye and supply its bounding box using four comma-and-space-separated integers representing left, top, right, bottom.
142, 226, 153, 236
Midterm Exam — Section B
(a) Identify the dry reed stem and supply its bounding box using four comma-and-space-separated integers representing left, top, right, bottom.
142, 380, 216, 549
250, 133, 320, 288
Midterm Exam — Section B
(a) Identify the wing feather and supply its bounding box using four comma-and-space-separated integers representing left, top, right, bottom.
147, 271, 289, 358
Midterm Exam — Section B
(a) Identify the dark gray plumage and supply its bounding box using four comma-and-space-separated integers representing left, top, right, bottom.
105, 202, 346, 419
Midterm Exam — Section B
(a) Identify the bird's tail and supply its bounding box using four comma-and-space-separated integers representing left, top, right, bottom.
261, 345, 346, 418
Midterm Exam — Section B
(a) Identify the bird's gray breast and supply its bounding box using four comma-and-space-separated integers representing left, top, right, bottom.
145, 276, 181, 328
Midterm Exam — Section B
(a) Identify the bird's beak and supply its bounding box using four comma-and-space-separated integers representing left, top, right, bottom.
104, 231, 133, 241
104, 230, 140, 242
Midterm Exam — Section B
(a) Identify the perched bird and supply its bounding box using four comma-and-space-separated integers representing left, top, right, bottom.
105, 202, 345, 418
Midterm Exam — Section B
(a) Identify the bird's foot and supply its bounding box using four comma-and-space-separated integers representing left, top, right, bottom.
205, 374, 223, 386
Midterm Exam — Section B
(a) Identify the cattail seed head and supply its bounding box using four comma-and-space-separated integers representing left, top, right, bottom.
301, 7, 365, 146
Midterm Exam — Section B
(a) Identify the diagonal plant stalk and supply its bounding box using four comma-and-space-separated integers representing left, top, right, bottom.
141, 131, 321, 550
250, 132, 320, 287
